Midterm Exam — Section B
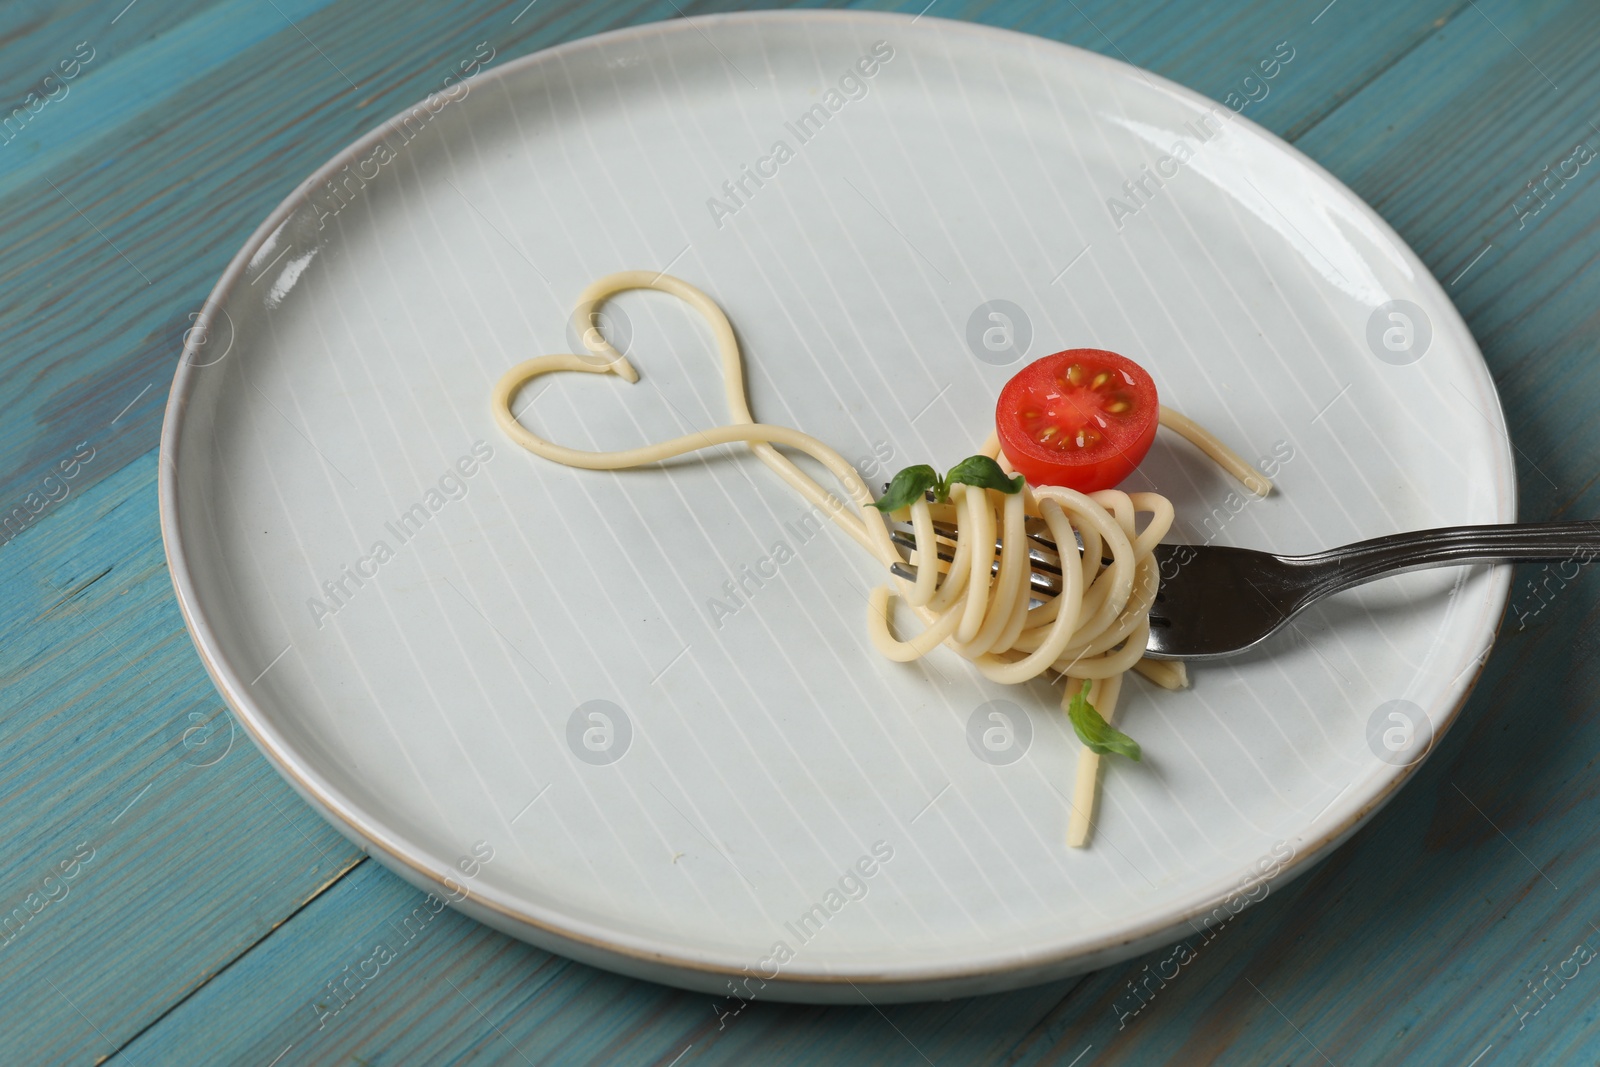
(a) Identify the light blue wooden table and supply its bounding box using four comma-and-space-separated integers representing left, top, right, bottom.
4, 0, 1599, 1062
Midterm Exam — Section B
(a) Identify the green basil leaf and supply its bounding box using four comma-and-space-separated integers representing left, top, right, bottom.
870, 465, 940, 512
945, 455, 1025, 495
1067, 681, 1141, 760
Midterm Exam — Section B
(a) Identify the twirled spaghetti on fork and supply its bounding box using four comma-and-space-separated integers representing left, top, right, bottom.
491, 271, 1270, 847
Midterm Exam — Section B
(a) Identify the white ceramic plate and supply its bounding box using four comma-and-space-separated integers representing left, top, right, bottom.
161, 10, 1513, 1001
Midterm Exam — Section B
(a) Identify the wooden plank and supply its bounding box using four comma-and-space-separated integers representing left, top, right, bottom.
118, 857, 1087, 1065
0, 450, 366, 1064
47, 0, 1496, 1063
939, 0, 1471, 143
0, 0, 647, 539
1294, 0, 1600, 523
0, 0, 238, 123
999, 0, 1600, 1063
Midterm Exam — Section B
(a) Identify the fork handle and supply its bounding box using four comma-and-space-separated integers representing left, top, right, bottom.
1283, 521, 1600, 599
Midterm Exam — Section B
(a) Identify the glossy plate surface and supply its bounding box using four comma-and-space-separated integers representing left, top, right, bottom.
160, 10, 1513, 1001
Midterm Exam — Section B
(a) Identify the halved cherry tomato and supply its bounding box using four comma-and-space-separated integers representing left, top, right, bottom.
995, 349, 1159, 493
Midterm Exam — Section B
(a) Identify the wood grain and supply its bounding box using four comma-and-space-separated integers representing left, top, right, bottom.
0, 452, 365, 1063
4, 0, 1598, 1063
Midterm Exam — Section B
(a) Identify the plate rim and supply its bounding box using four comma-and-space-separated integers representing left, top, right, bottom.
158, 7, 1516, 995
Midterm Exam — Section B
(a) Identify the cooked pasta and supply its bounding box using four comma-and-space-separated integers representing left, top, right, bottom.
491, 271, 1270, 848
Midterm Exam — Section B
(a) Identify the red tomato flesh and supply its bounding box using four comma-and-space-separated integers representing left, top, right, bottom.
995, 349, 1159, 493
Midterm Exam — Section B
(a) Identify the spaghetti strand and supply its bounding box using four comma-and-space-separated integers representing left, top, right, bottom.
491, 272, 1272, 849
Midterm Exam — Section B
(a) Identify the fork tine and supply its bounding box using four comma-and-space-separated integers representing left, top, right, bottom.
919, 520, 1065, 576
929, 517, 1065, 549
928, 517, 1062, 551
888, 557, 1063, 598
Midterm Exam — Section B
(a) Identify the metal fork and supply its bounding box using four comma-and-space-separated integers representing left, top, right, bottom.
887, 520, 1600, 659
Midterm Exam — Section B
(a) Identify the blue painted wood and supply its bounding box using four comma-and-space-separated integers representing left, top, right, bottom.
5, 0, 1599, 1063
0, 452, 364, 1063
